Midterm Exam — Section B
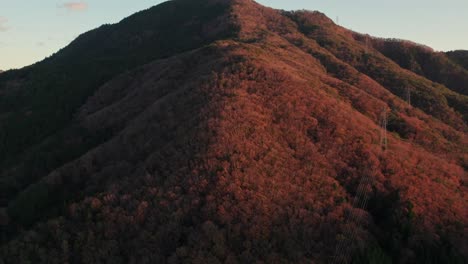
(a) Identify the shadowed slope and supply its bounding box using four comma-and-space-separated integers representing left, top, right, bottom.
0, 0, 238, 208
447, 50, 468, 70
369, 39, 468, 96
0, 0, 237, 176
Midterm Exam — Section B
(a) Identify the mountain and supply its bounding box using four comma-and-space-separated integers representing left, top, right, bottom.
447, 50, 468, 70
0, 0, 466, 263
366, 39, 468, 96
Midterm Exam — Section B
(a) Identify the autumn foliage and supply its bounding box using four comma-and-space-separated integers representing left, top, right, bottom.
0, 0, 467, 263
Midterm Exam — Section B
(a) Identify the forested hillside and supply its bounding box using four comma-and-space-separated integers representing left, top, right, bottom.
1, 0, 466, 263
447, 50, 468, 70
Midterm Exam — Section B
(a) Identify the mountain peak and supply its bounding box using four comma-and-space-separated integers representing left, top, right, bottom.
0, 1, 467, 263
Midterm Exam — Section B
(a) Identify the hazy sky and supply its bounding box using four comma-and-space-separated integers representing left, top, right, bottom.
0, 0, 467, 70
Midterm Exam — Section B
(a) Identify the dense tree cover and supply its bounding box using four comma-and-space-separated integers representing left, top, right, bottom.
368, 39, 468, 96
0, 0, 237, 207
0, 0, 467, 263
286, 11, 468, 126
446, 50, 468, 71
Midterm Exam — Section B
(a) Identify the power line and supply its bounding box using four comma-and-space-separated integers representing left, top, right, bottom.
332, 170, 373, 264
333, 107, 389, 263
380, 107, 388, 151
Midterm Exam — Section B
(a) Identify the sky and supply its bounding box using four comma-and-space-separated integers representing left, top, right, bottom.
0, 0, 467, 70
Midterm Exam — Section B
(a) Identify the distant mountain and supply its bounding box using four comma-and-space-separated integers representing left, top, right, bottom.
0, 0, 466, 263
366, 39, 468, 96
447, 50, 468, 70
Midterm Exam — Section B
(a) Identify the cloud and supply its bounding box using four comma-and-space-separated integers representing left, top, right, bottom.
59, 1, 88, 12
0, 17, 8, 32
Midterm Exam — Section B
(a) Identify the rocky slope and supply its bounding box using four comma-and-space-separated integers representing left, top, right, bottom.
0, 0, 466, 263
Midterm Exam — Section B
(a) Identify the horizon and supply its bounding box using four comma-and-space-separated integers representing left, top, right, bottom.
0, 0, 467, 70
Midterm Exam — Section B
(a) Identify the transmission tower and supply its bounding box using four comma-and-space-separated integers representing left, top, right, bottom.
365, 36, 369, 54
380, 107, 388, 150
405, 87, 411, 107
332, 99, 387, 264
331, 105, 390, 263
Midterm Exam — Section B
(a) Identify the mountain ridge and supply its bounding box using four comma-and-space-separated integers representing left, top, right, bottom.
0, 0, 466, 263
447, 50, 468, 70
